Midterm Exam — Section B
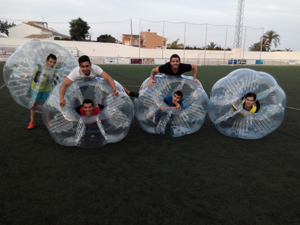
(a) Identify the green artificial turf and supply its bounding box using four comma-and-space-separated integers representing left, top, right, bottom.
1, 63, 300, 225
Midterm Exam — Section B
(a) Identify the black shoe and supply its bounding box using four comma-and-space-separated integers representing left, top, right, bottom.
129, 92, 139, 98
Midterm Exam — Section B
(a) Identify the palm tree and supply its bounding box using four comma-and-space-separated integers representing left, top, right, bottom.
167, 39, 184, 49
262, 30, 280, 52
249, 42, 266, 51
206, 42, 220, 50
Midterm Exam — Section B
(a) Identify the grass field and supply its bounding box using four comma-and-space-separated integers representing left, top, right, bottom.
1, 63, 300, 225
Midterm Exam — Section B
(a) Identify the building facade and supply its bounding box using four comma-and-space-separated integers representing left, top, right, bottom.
122, 29, 167, 49
8, 21, 70, 40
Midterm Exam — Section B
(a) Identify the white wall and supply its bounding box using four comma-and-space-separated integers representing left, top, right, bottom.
8, 24, 41, 38
1, 38, 300, 61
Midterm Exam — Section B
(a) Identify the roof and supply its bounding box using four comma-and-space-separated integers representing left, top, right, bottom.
122, 34, 140, 39
25, 34, 53, 39
141, 31, 167, 40
25, 22, 70, 38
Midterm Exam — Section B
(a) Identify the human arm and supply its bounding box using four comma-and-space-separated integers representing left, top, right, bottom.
169, 101, 181, 110
59, 77, 73, 108
163, 97, 181, 110
33, 65, 41, 83
147, 66, 159, 87
100, 71, 119, 98
191, 64, 201, 86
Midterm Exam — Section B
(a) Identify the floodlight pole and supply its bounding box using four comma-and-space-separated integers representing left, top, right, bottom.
130, 18, 133, 46
259, 27, 264, 60
162, 21, 164, 59
139, 19, 141, 60
183, 22, 186, 62
223, 25, 228, 64
242, 26, 247, 59
204, 24, 207, 66
233, 0, 245, 49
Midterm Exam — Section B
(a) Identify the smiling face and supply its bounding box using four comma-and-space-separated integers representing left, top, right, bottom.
244, 96, 255, 109
172, 93, 182, 105
170, 57, 180, 71
79, 61, 91, 76
45, 57, 56, 68
82, 103, 94, 115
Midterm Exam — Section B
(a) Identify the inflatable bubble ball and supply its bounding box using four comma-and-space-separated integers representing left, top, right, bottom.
42, 77, 134, 148
134, 75, 209, 137
208, 68, 286, 139
3, 41, 78, 112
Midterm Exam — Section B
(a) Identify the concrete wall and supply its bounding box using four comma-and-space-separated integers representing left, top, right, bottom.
1, 38, 300, 61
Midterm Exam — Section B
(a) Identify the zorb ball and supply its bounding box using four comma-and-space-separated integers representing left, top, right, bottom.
208, 68, 286, 139
42, 77, 134, 148
3, 41, 78, 112
134, 75, 209, 137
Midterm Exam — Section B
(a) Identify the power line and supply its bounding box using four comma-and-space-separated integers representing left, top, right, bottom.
0, 17, 130, 24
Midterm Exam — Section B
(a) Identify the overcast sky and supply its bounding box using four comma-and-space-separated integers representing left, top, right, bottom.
1, 0, 300, 51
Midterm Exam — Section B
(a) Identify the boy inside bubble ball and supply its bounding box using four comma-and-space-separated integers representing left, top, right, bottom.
28, 54, 57, 130
75, 99, 104, 116
154, 90, 183, 123
74, 99, 105, 132
227, 92, 260, 119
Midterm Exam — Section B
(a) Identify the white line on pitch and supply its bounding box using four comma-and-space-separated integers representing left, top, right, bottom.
0, 84, 5, 90
286, 106, 300, 111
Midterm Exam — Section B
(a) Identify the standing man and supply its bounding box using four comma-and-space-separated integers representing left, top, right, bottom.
28, 54, 57, 129
59, 55, 119, 108
147, 54, 201, 87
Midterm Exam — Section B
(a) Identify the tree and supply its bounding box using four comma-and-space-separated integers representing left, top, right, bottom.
97, 34, 118, 43
167, 39, 184, 49
249, 42, 266, 51
206, 42, 220, 50
0, 20, 16, 36
185, 45, 204, 50
69, 18, 90, 41
262, 30, 280, 52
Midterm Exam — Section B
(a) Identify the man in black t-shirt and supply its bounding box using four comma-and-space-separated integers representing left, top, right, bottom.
147, 54, 201, 87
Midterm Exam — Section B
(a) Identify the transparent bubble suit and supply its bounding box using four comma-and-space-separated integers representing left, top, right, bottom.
3, 41, 78, 112
134, 75, 209, 137
42, 78, 134, 148
208, 68, 286, 139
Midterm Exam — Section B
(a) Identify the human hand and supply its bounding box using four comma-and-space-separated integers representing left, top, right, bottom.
175, 102, 181, 109
60, 98, 66, 108
147, 79, 155, 87
113, 89, 119, 99
194, 79, 201, 86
